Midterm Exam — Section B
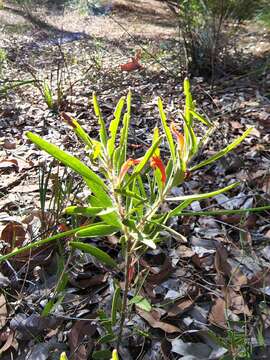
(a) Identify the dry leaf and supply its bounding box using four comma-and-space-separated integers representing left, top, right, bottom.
143, 256, 173, 285
3, 140, 17, 149
209, 297, 227, 329
0, 330, 14, 355
137, 308, 180, 333
176, 245, 195, 258
226, 288, 251, 316
167, 298, 195, 317
0, 159, 18, 172
214, 245, 232, 278
231, 121, 243, 129
68, 320, 96, 360
0, 293, 7, 328
1, 222, 26, 251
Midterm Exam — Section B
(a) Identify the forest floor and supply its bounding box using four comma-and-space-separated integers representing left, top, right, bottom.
0, 1, 270, 359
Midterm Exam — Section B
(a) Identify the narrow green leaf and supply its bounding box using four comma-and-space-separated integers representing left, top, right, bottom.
189, 109, 212, 127
116, 92, 131, 171
148, 220, 187, 243
62, 113, 93, 148
92, 350, 112, 360
130, 136, 163, 180
26, 132, 106, 189
190, 128, 253, 171
120, 137, 162, 190
65, 206, 104, 216
75, 224, 119, 238
93, 92, 107, 146
158, 97, 176, 162
140, 237, 156, 249
70, 241, 117, 268
0, 225, 87, 263
180, 205, 270, 216
184, 77, 194, 125
115, 188, 147, 202
111, 286, 121, 325
98, 333, 116, 343
168, 199, 194, 218
88, 193, 122, 228
129, 295, 152, 312
107, 96, 125, 158
166, 182, 239, 203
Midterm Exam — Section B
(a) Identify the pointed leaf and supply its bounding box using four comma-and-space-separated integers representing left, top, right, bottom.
158, 97, 176, 162
189, 109, 212, 127
129, 295, 152, 312
75, 224, 119, 238
92, 350, 112, 360
70, 242, 117, 268
26, 132, 106, 189
111, 286, 121, 325
93, 92, 107, 146
61, 113, 93, 148
180, 205, 270, 216
166, 182, 239, 203
65, 206, 105, 216
190, 128, 253, 171
107, 96, 125, 158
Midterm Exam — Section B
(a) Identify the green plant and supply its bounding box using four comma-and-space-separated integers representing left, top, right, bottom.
42, 81, 54, 110
165, 0, 267, 78
209, 321, 253, 360
1, 79, 269, 354
0, 47, 7, 77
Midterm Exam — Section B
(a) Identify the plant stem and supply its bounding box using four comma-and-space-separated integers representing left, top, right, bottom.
117, 232, 132, 351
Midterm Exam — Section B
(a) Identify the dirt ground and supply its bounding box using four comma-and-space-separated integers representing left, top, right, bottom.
0, 1, 270, 359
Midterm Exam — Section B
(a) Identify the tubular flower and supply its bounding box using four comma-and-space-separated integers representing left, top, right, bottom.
171, 123, 185, 159
119, 158, 141, 183
150, 155, 166, 185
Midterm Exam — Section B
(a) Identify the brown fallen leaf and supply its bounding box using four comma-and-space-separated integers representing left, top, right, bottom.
231, 121, 243, 129
176, 245, 195, 258
0, 159, 18, 172
167, 297, 195, 317
0, 330, 14, 356
137, 308, 180, 333
142, 255, 173, 285
208, 297, 227, 329
69, 273, 108, 289
214, 244, 232, 278
1, 222, 26, 251
3, 140, 16, 150
0, 293, 7, 328
226, 288, 251, 316
262, 175, 270, 194
68, 320, 96, 360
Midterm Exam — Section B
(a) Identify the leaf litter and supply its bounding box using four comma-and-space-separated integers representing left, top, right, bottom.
0, 0, 270, 358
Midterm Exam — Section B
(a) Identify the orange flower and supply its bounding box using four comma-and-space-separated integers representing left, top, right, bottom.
150, 155, 166, 185
119, 154, 166, 185
120, 58, 142, 72
119, 158, 141, 182
120, 49, 142, 72
171, 123, 185, 158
